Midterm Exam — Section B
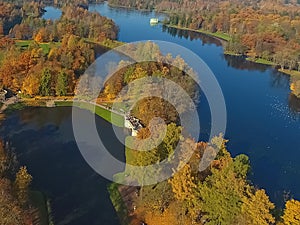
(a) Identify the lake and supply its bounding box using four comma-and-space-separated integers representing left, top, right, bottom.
2, 2, 299, 224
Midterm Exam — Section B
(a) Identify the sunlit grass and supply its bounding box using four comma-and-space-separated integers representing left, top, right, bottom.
55, 101, 124, 127
15, 40, 61, 54
246, 57, 277, 66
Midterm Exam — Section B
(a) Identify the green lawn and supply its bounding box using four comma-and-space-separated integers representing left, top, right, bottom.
55, 101, 124, 127
15, 40, 61, 54
4, 102, 26, 114
246, 57, 277, 66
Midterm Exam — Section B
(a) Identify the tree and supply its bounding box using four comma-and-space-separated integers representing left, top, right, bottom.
198, 164, 245, 224
0, 178, 27, 225
241, 189, 275, 225
22, 72, 41, 96
15, 166, 32, 206
282, 199, 300, 225
0, 140, 17, 178
39, 68, 51, 96
168, 164, 196, 202
233, 154, 251, 178
56, 70, 68, 96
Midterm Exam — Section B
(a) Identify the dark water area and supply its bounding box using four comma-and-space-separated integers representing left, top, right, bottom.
0, 107, 125, 225
1, 2, 300, 224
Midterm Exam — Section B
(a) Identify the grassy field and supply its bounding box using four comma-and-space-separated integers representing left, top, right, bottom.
15, 40, 61, 54
55, 101, 124, 127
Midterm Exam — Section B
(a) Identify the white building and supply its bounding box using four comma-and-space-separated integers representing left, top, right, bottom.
124, 115, 143, 136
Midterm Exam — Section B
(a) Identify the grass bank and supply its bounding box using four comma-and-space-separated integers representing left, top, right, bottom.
107, 183, 129, 225
165, 24, 231, 41
55, 101, 124, 127
84, 38, 124, 49
246, 57, 277, 66
30, 191, 53, 225
279, 69, 300, 78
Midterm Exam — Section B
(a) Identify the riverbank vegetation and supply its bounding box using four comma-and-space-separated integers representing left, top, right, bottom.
0, 140, 50, 224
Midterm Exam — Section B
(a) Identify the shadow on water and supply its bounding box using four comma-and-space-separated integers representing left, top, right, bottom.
162, 25, 222, 46
0, 107, 124, 225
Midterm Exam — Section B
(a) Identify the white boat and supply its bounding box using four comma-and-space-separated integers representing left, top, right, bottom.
150, 18, 159, 25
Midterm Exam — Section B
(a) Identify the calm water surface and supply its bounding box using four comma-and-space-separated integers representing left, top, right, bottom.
2, 2, 300, 224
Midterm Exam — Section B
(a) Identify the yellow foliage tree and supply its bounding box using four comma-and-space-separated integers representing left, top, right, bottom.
168, 164, 196, 202
15, 166, 32, 206
241, 189, 275, 225
282, 199, 300, 225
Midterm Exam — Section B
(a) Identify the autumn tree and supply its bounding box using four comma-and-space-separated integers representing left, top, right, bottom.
240, 189, 275, 225
282, 199, 300, 225
15, 166, 32, 206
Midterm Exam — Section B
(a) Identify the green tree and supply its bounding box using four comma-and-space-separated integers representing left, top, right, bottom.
233, 154, 251, 178
56, 70, 68, 96
39, 68, 51, 96
198, 164, 245, 224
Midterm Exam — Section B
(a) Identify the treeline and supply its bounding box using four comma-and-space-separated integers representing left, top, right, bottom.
108, 0, 161, 10
9, 5, 118, 41
0, 35, 94, 95
0, 140, 35, 225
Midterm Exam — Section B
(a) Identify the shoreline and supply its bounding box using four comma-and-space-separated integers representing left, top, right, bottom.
164, 24, 300, 78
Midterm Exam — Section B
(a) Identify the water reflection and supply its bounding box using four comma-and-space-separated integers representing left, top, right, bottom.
289, 94, 300, 114
0, 107, 123, 225
269, 70, 290, 89
162, 25, 222, 46
222, 54, 269, 72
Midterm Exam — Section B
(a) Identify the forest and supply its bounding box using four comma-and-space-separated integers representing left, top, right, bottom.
0, 1, 118, 96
